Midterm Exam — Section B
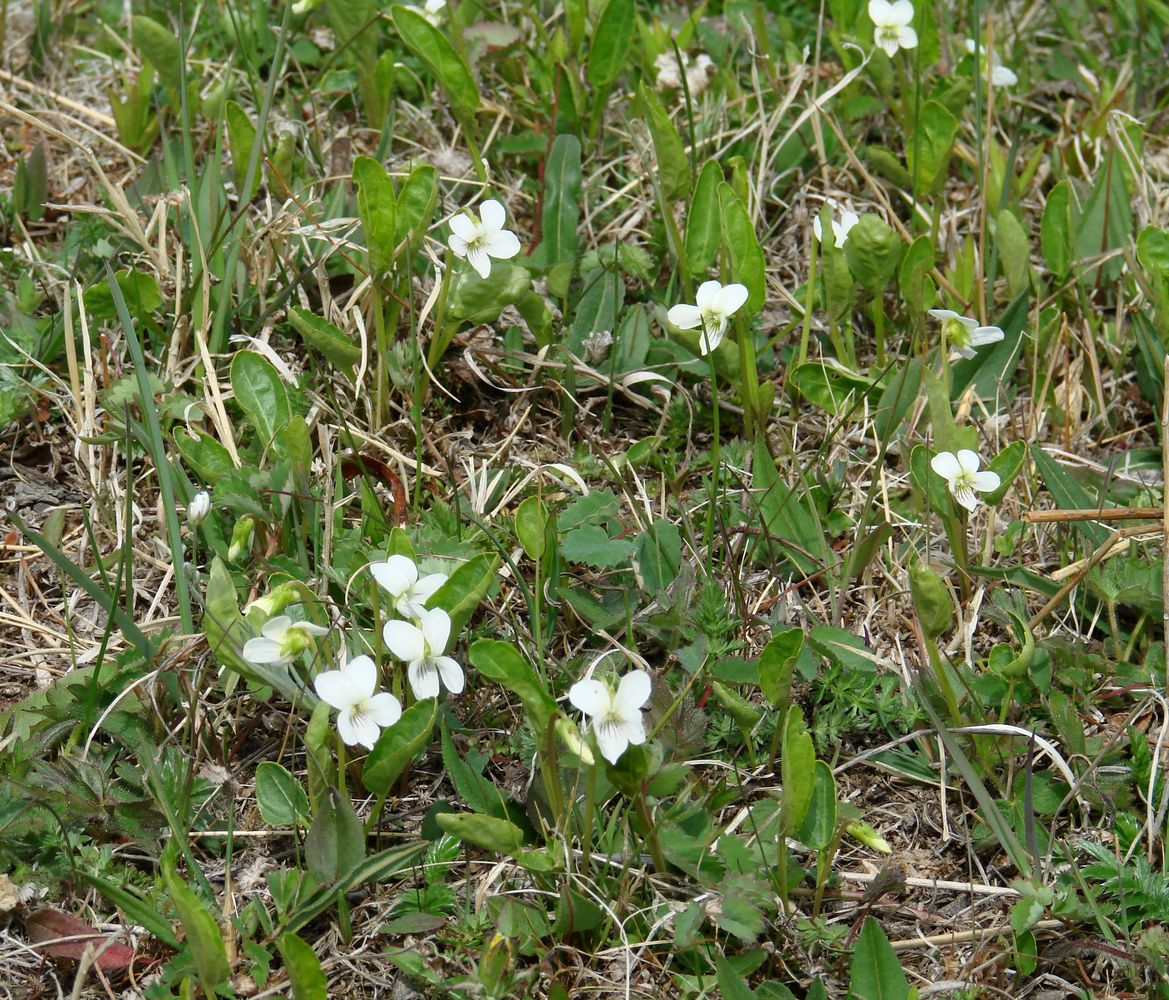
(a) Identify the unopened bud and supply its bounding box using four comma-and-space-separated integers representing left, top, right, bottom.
909, 562, 953, 640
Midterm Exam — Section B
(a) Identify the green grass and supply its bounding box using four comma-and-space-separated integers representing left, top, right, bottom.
3, 0, 1169, 997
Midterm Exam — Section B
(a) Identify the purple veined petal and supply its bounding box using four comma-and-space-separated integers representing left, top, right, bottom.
615, 670, 652, 713
483, 229, 521, 260
448, 234, 469, 257
667, 304, 703, 329
383, 619, 425, 662
595, 721, 628, 764
930, 451, 962, 481
370, 554, 418, 597
889, 0, 914, 26
344, 655, 379, 700
413, 573, 448, 604
897, 25, 918, 49
478, 199, 506, 234
956, 449, 982, 474
434, 656, 464, 694
970, 325, 1005, 346
366, 691, 403, 727
408, 658, 441, 700
568, 678, 611, 718
713, 282, 749, 318
420, 607, 451, 656
448, 213, 479, 243
315, 668, 361, 709
466, 246, 492, 279
341, 708, 381, 750
928, 308, 960, 322
698, 327, 724, 355
695, 280, 723, 311
243, 636, 287, 665
971, 470, 1001, 493
953, 487, 980, 513
261, 615, 293, 640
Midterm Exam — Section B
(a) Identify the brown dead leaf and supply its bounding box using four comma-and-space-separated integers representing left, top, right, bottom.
24, 907, 135, 970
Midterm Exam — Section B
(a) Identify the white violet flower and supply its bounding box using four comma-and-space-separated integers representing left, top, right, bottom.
653, 51, 716, 96
405, 0, 446, 24
667, 279, 750, 355
869, 0, 917, 57
928, 308, 1005, 359
314, 655, 402, 750
369, 554, 448, 620
447, 199, 521, 280
187, 491, 211, 527
813, 208, 860, 249
964, 38, 1018, 88
383, 607, 464, 700
568, 670, 651, 765
930, 450, 1001, 513
242, 615, 329, 667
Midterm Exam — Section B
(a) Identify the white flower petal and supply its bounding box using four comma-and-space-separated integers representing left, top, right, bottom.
448, 234, 468, 257
290, 621, 329, 637
897, 25, 918, 49
434, 656, 464, 694
420, 607, 451, 656
668, 304, 704, 330
877, 35, 899, 57
928, 309, 960, 322
569, 679, 612, 718
413, 573, 448, 604
336, 710, 361, 747
315, 669, 361, 710
367, 691, 403, 727
622, 715, 647, 746
964, 38, 977, 55
595, 720, 629, 764
466, 246, 492, 279
970, 325, 1004, 346
615, 670, 652, 714
345, 655, 379, 700
698, 327, 724, 356
971, 470, 1001, 493
930, 451, 962, 481
340, 708, 381, 750
868, 0, 894, 24
713, 282, 749, 318
478, 199, 506, 234
448, 214, 479, 242
370, 555, 418, 597
840, 210, 860, 234
483, 229, 521, 260
992, 65, 1018, 88
695, 280, 722, 311
408, 659, 441, 700
812, 217, 824, 242
383, 620, 426, 662
956, 449, 982, 475
889, 0, 914, 27
243, 636, 287, 665
261, 616, 293, 640
953, 487, 980, 513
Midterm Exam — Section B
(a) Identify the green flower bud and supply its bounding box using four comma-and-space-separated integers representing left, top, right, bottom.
478, 933, 514, 997
909, 562, 954, 640
228, 515, 256, 563
245, 582, 300, 618
844, 820, 892, 854
554, 715, 594, 766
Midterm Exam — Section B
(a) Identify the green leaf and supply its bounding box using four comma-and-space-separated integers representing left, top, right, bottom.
716, 955, 757, 1000
515, 496, 550, 561
718, 183, 765, 314
353, 155, 397, 275
983, 440, 1026, 506
796, 760, 837, 850
898, 235, 936, 317
637, 82, 690, 201
287, 307, 360, 375
1029, 444, 1111, 547
436, 811, 525, 854
468, 639, 557, 733
906, 100, 958, 192
710, 681, 762, 730
685, 160, 723, 274
391, 4, 480, 122
567, 268, 624, 353
277, 933, 328, 1000
586, 0, 635, 89
255, 761, 310, 827
83, 268, 163, 321
131, 16, 183, 93
305, 786, 365, 885
394, 163, 438, 250
275, 414, 313, 477
440, 719, 509, 819
225, 100, 260, 201
1075, 149, 1131, 283
848, 918, 911, 1000
1137, 224, 1169, 274
780, 707, 815, 833
750, 437, 828, 576
77, 871, 181, 950
789, 360, 883, 415
173, 429, 235, 483
1041, 179, 1072, 280
843, 215, 903, 293
426, 553, 500, 635
231, 350, 292, 447
560, 524, 633, 568
162, 863, 230, 995
996, 209, 1031, 298
633, 518, 681, 596
362, 699, 438, 795
304, 701, 332, 815
909, 444, 953, 517
535, 134, 583, 268
758, 627, 803, 710
448, 262, 531, 324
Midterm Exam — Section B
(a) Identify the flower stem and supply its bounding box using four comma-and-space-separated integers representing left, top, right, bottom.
636, 788, 666, 874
